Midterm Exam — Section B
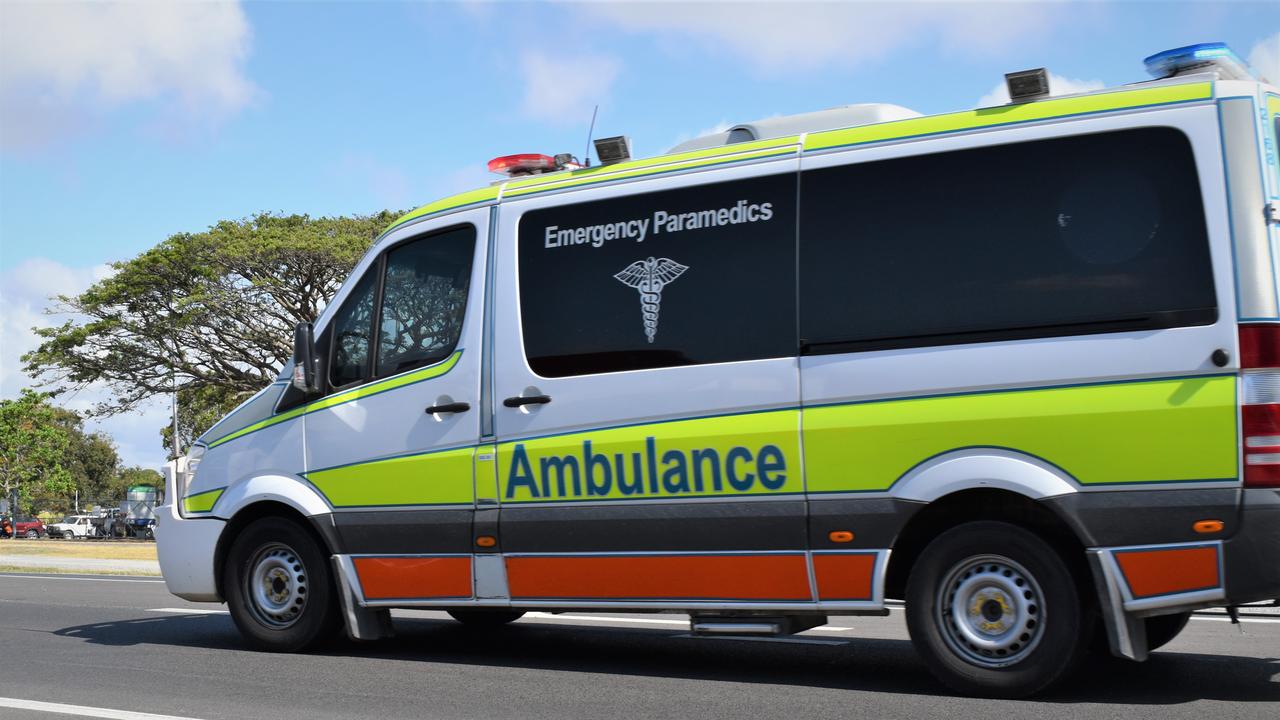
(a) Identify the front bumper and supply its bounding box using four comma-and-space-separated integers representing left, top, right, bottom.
154, 501, 225, 602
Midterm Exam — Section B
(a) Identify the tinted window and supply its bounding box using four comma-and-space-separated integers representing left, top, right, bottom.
329, 268, 378, 387
376, 227, 475, 376
518, 173, 797, 376
800, 127, 1216, 352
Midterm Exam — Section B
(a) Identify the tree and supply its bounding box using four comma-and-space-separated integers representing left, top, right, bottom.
48, 408, 121, 508
117, 466, 164, 496
23, 211, 398, 452
159, 385, 248, 461
0, 390, 75, 537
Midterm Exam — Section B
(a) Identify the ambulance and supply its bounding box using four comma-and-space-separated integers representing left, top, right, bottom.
156, 43, 1280, 697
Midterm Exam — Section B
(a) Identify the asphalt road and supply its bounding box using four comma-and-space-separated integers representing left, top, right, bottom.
0, 572, 1276, 720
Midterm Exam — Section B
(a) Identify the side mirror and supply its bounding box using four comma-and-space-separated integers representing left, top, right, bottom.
291, 321, 319, 393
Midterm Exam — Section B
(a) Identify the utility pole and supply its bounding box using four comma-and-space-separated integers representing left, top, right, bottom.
172, 384, 180, 461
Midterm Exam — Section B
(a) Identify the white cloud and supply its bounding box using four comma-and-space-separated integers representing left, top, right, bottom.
0, 1, 257, 152
579, 1, 1059, 73
0, 258, 168, 470
1247, 32, 1279, 84
975, 73, 1105, 107
520, 50, 621, 125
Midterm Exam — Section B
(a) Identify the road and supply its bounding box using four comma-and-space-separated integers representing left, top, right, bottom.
0, 572, 1276, 720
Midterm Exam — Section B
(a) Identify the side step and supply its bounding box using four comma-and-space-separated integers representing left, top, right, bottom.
691, 615, 827, 637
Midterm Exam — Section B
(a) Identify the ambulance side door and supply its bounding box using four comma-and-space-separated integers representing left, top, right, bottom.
491, 157, 812, 608
303, 212, 488, 602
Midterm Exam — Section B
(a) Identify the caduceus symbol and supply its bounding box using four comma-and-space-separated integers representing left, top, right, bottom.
614, 257, 689, 343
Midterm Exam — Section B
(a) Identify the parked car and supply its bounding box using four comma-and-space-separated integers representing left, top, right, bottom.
46, 515, 96, 539
1, 515, 46, 538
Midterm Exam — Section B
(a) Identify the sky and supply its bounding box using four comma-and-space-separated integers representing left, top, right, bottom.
1, 0, 1277, 470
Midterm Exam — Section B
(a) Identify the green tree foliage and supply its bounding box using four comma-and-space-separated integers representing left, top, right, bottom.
48, 408, 121, 506
0, 390, 75, 524
23, 212, 397, 452
158, 384, 249, 461
117, 466, 164, 502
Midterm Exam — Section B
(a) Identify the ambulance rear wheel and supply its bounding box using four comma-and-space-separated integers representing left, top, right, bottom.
448, 609, 526, 627
1144, 611, 1191, 652
905, 521, 1090, 698
224, 517, 340, 652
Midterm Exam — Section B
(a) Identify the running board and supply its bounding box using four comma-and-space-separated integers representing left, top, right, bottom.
691, 615, 827, 636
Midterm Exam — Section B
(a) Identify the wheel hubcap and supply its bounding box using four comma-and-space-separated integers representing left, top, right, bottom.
936, 554, 1045, 668
245, 543, 307, 629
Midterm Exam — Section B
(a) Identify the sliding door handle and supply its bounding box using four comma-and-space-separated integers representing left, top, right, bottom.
503, 394, 551, 408
425, 401, 471, 415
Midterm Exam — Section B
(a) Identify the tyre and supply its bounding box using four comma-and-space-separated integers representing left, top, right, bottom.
905, 521, 1092, 698
447, 609, 526, 627
25, 530, 38, 539
223, 517, 341, 652
1144, 611, 1191, 652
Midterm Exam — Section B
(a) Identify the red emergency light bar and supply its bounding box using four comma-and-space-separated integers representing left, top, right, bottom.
488, 153, 558, 177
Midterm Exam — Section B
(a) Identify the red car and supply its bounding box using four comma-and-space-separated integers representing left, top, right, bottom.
0, 516, 46, 538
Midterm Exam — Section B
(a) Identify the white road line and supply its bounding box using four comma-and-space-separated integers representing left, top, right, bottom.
0, 697, 205, 720
1191, 616, 1280, 624
147, 607, 228, 615
0, 573, 164, 584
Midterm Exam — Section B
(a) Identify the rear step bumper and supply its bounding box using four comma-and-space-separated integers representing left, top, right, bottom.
1223, 488, 1280, 605
1090, 488, 1280, 660
691, 615, 828, 636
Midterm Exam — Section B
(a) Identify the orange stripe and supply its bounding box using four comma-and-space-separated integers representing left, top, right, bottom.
354, 556, 473, 600
813, 553, 876, 601
1114, 546, 1220, 599
506, 554, 812, 600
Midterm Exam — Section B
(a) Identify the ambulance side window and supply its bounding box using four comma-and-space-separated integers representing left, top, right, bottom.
799, 126, 1217, 352
517, 173, 798, 377
375, 226, 475, 376
329, 267, 379, 388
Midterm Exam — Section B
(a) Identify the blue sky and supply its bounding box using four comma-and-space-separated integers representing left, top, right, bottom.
1, 0, 1277, 469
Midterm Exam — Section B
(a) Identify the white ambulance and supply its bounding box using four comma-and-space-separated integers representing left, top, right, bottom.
157, 43, 1280, 697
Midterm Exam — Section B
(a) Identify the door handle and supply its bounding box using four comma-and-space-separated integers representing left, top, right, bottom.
425, 401, 471, 415
503, 394, 551, 408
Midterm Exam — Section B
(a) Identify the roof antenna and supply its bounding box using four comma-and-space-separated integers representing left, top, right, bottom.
583, 104, 598, 168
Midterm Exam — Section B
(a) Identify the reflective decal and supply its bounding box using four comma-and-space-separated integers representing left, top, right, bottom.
614, 256, 688, 343
499, 410, 801, 503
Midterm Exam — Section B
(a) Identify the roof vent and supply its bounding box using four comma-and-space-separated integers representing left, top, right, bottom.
667, 103, 921, 154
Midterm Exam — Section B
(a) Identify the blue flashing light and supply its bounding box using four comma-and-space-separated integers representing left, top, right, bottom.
1143, 42, 1250, 80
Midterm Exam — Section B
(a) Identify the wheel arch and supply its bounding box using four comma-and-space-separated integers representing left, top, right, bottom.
213, 500, 339, 601
885, 487, 1091, 601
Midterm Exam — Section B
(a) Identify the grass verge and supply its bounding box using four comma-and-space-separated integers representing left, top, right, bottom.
0, 539, 158, 561
0, 564, 161, 577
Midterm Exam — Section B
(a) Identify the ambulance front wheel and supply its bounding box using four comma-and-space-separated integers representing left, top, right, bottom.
904, 521, 1092, 698
223, 517, 341, 652
448, 609, 526, 626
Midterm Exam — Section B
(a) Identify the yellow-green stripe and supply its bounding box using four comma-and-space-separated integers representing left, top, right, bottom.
502, 137, 801, 198
804, 82, 1213, 152
182, 487, 225, 514
498, 409, 803, 503
306, 447, 476, 507
206, 351, 463, 449
805, 375, 1237, 493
